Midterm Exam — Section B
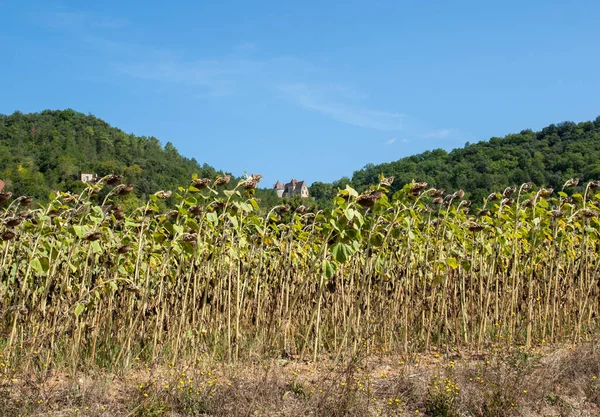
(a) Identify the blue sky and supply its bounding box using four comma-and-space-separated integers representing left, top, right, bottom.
1, 1, 600, 187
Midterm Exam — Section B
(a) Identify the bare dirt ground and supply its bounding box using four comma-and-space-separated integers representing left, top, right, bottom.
2, 342, 600, 416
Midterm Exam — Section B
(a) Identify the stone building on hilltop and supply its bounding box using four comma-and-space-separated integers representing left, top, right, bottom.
274, 179, 309, 198
80, 172, 97, 183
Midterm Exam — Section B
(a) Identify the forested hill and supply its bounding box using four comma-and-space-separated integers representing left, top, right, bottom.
310, 116, 600, 205
0, 109, 223, 201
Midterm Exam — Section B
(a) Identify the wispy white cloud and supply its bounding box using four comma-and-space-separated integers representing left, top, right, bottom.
385, 137, 409, 145
116, 58, 263, 96
422, 129, 451, 139
277, 83, 406, 131
39, 8, 457, 139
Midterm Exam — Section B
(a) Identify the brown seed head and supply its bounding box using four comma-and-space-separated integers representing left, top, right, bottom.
214, 175, 231, 186
0, 192, 13, 203
453, 189, 465, 199
521, 182, 533, 191
277, 204, 291, 213
117, 244, 132, 254
357, 190, 383, 207
191, 178, 211, 189
155, 190, 172, 200
380, 176, 395, 187
84, 232, 102, 241
432, 197, 444, 205
182, 233, 198, 242
432, 189, 445, 197
166, 209, 179, 220
19, 211, 34, 219
411, 181, 428, 193
522, 198, 534, 208
242, 174, 262, 190
579, 209, 597, 218
295, 205, 308, 214
189, 205, 205, 215
114, 184, 134, 196
562, 178, 579, 190
1, 231, 16, 241
487, 192, 500, 201
19, 196, 33, 206
105, 174, 123, 185
5, 217, 23, 227
503, 186, 516, 197
467, 221, 485, 232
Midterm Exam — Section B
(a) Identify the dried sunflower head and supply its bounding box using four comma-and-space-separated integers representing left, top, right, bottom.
521, 182, 533, 192
242, 174, 262, 190
294, 205, 308, 214
357, 190, 383, 207
214, 175, 231, 187
154, 190, 172, 200
380, 176, 395, 187
105, 174, 123, 185
466, 221, 485, 232
453, 189, 465, 199
277, 204, 291, 213
410, 181, 428, 194
1, 231, 16, 241
117, 244, 132, 254
84, 232, 102, 241
538, 188, 554, 198
4, 217, 23, 227
487, 192, 500, 201
166, 209, 179, 220
579, 208, 597, 218
522, 198, 534, 208
503, 186, 516, 197
432, 189, 445, 197
432, 197, 444, 205
562, 178, 579, 190
191, 178, 211, 190
0, 192, 13, 203
114, 184, 134, 196
189, 205, 205, 215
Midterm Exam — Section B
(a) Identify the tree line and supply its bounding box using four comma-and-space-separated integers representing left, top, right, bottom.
310, 116, 600, 207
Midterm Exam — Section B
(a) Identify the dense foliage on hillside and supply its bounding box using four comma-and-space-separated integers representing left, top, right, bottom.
311, 116, 600, 206
0, 109, 224, 202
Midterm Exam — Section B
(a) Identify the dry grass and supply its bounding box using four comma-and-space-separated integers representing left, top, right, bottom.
2, 342, 600, 417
